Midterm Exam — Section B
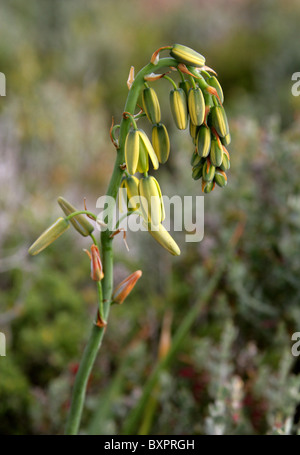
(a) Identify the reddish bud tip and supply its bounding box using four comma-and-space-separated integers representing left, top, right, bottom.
90, 245, 104, 281
112, 270, 142, 304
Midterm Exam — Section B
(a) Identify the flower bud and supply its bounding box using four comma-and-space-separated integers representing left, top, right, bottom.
207, 76, 224, 104
210, 136, 223, 167
145, 222, 181, 256
170, 44, 205, 67
90, 245, 104, 281
125, 128, 140, 174
202, 180, 215, 194
221, 133, 231, 146
220, 148, 230, 171
170, 88, 188, 130
152, 123, 170, 164
211, 106, 229, 138
188, 87, 205, 126
142, 87, 161, 124
28, 217, 70, 256
136, 136, 149, 173
138, 129, 159, 171
214, 169, 228, 188
192, 163, 204, 180
196, 125, 211, 158
139, 176, 165, 226
112, 270, 142, 304
57, 197, 94, 237
191, 151, 202, 167
202, 158, 215, 182
120, 176, 140, 211
112, 270, 142, 303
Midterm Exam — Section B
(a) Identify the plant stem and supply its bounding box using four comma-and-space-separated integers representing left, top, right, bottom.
121, 253, 229, 435
65, 56, 178, 435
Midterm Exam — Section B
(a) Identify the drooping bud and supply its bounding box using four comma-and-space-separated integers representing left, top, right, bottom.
120, 176, 140, 211
125, 128, 140, 174
202, 180, 216, 194
220, 147, 230, 171
112, 270, 142, 304
211, 106, 229, 138
210, 136, 223, 167
170, 88, 188, 130
138, 129, 159, 171
139, 176, 165, 226
152, 123, 170, 164
142, 87, 161, 124
57, 197, 94, 237
136, 136, 149, 173
196, 125, 211, 158
192, 163, 204, 180
28, 217, 70, 256
145, 222, 181, 256
221, 133, 231, 146
191, 151, 202, 167
214, 169, 228, 188
202, 158, 215, 182
188, 87, 205, 126
170, 44, 205, 67
90, 245, 104, 281
206, 76, 224, 104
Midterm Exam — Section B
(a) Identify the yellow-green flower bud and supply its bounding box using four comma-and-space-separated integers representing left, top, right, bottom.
191, 151, 202, 167
125, 128, 140, 174
188, 87, 205, 126
196, 125, 211, 158
170, 44, 205, 67
202, 158, 215, 182
138, 129, 159, 171
211, 106, 229, 138
220, 148, 230, 171
221, 133, 231, 146
207, 76, 224, 104
210, 137, 223, 167
57, 197, 94, 237
202, 180, 215, 194
152, 123, 170, 164
139, 176, 165, 226
145, 222, 180, 256
120, 176, 140, 211
142, 87, 161, 124
137, 137, 149, 173
214, 169, 227, 188
170, 88, 188, 130
192, 163, 204, 180
28, 217, 70, 256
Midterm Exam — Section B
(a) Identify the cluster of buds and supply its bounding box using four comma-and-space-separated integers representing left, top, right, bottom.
121, 44, 230, 255
169, 44, 230, 193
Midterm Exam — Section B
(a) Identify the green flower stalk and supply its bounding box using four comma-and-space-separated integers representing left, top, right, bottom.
28, 44, 230, 435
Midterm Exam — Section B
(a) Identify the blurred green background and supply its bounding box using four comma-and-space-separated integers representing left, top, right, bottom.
1, 0, 300, 435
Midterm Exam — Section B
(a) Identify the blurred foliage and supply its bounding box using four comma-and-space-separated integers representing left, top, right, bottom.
1, 0, 300, 435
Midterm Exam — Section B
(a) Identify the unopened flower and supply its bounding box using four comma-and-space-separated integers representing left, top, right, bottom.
84, 245, 104, 281
112, 270, 142, 304
28, 217, 70, 256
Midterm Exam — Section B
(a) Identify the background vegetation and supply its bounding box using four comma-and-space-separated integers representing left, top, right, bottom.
1, 0, 300, 435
